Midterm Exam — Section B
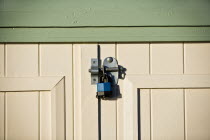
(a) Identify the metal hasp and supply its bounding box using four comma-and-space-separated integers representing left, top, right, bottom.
103, 57, 119, 85
88, 45, 124, 99
89, 57, 119, 85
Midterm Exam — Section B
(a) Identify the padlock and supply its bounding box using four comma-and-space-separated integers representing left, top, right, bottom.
96, 82, 112, 98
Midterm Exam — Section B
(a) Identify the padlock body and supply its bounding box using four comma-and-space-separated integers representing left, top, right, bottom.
97, 82, 111, 92
97, 82, 112, 98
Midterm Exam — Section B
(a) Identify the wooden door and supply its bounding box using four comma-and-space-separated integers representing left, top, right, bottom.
0, 44, 73, 140
74, 43, 210, 140
0, 43, 210, 140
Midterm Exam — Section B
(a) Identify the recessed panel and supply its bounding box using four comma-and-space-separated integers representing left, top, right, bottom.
184, 43, 210, 74
185, 89, 210, 140
151, 43, 183, 74
0, 44, 4, 77
6, 44, 38, 77
6, 92, 39, 140
151, 89, 184, 140
117, 44, 149, 74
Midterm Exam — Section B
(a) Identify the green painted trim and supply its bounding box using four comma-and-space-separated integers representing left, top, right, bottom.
0, 27, 210, 42
0, 0, 210, 27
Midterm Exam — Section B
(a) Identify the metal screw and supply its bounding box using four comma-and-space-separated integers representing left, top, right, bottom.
107, 57, 113, 63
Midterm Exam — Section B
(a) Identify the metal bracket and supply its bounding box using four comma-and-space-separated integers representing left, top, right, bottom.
89, 58, 100, 84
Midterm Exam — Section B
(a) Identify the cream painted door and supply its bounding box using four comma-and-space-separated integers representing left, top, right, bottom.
0, 43, 210, 140
74, 43, 210, 140
0, 44, 73, 140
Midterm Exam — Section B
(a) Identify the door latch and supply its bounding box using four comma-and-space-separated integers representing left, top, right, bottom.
89, 45, 125, 99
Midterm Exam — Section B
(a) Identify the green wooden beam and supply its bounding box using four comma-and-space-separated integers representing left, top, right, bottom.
0, 0, 210, 27
0, 27, 210, 42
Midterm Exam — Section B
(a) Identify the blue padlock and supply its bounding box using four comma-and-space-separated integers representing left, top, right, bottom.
97, 82, 112, 98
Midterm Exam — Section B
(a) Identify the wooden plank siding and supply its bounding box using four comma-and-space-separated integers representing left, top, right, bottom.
0, 27, 210, 42
0, 0, 210, 27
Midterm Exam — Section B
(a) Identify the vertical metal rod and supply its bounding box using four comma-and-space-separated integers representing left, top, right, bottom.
97, 45, 102, 140
97, 45, 101, 68
98, 97, 101, 140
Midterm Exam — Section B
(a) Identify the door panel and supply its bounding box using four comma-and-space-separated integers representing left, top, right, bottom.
40, 91, 52, 140
151, 43, 183, 74
40, 44, 73, 140
0, 43, 209, 140
0, 44, 4, 77
6, 44, 39, 77
5, 92, 39, 140
185, 89, 210, 140
0, 44, 72, 140
150, 44, 184, 140
0, 77, 65, 140
117, 43, 210, 140
117, 43, 150, 140
117, 43, 149, 75
184, 43, 210, 74
139, 89, 150, 140
151, 89, 184, 140
74, 44, 116, 140
0, 92, 4, 140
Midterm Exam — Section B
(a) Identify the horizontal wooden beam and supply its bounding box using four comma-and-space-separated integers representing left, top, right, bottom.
0, 0, 209, 27
0, 77, 63, 91
126, 75, 210, 89
0, 27, 210, 42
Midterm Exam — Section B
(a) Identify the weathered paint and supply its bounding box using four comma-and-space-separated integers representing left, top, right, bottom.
0, 0, 210, 27
0, 27, 210, 42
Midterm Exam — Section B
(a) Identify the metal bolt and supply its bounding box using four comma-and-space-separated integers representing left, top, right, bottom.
107, 57, 113, 63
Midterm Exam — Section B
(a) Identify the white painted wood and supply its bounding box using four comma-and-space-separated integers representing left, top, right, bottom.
51, 79, 65, 140
118, 75, 210, 140
73, 45, 82, 140
151, 43, 183, 74
126, 75, 210, 88
117, 43, 149, 74
140, 89, 151, 140
5, 92, 39, 140
0, 77, 63, 91
184, 43, 210, 74
6, 44, 39, 77
151, 89, 184, 140
5, 44, 40, 140
74, 44, 117, 140
0, 92, 4, 140
1, 42, 210, 140
117, 43, 210, 140
0, 44, 4, 77
40, 44, 72, 76
185, 89, 210, 140
150, 44, 184, 140
117, 44, 150, 140
123, 79, 138, 140
40, 91, 52, 140
0, 44, 4, 140
40, 44, 73, 140
1, 77, 66, 140
99, 44, 116, 140
2, 74, 206, 93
